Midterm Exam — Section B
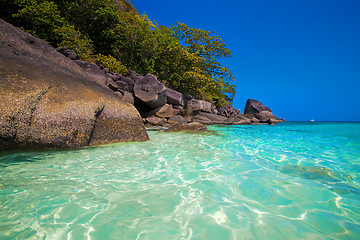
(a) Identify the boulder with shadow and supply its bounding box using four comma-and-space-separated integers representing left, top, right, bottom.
0, 19, 148, 149
134, 74, 166, 109
244, 99, 272, 115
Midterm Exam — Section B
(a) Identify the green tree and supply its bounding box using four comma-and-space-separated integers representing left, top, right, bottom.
54, 24, 94, 61
171, 22, 236, 104
11, 0, 65, 46
53, 0, 123, 55
1, 0, 236, 105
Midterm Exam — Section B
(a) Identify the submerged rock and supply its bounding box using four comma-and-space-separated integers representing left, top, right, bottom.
0, 19, 148, 149
279, 165, 353, 183
280, 165, 359, 195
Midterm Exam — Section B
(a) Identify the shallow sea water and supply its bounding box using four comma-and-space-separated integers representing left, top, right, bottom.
1, 122, 360, 240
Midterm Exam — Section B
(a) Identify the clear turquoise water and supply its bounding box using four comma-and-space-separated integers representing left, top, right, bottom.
1, 122, 360, 240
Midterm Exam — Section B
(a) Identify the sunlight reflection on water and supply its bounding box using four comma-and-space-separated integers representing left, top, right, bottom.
1, 122, 360, 239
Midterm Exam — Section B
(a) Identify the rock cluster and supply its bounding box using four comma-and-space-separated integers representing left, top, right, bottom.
243, 99, 280, 124
0, 19, 285, 149
75, 60, 285, 128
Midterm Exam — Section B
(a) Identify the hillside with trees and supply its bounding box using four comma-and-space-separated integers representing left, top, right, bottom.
1, 0, 236, 106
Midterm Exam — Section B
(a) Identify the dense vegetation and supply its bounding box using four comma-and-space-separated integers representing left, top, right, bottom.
1, 0, 236, 106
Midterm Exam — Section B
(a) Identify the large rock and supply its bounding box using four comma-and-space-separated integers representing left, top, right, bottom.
0, 19, 148, 149
186, 99, 212, 115
244, 99, 272, 115
166, 87, 184, 106
133, 73, 166, 108
165, 122, 208, 133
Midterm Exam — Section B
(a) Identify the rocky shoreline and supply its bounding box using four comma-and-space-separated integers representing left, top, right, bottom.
74, 58, 285, 129
0, 19, 284, 150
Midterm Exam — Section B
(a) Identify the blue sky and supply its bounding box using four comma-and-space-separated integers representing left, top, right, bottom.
132, 0, 360, 121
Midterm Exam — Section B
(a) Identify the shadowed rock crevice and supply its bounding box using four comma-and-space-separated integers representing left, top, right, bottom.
26, 88, 49, 121
87, 102, 105, 146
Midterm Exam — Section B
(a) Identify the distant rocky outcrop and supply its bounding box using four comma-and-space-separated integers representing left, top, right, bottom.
244, 99, 272, 115
0, 19, 148, 149
244, 99, 280, 124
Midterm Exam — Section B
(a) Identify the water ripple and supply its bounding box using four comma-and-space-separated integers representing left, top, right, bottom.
0, 122, 360, 239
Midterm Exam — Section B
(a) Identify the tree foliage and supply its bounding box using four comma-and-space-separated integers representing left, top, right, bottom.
1, 0, 236, 106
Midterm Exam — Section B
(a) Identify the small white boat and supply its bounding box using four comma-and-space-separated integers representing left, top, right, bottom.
310, 119, 315, 122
